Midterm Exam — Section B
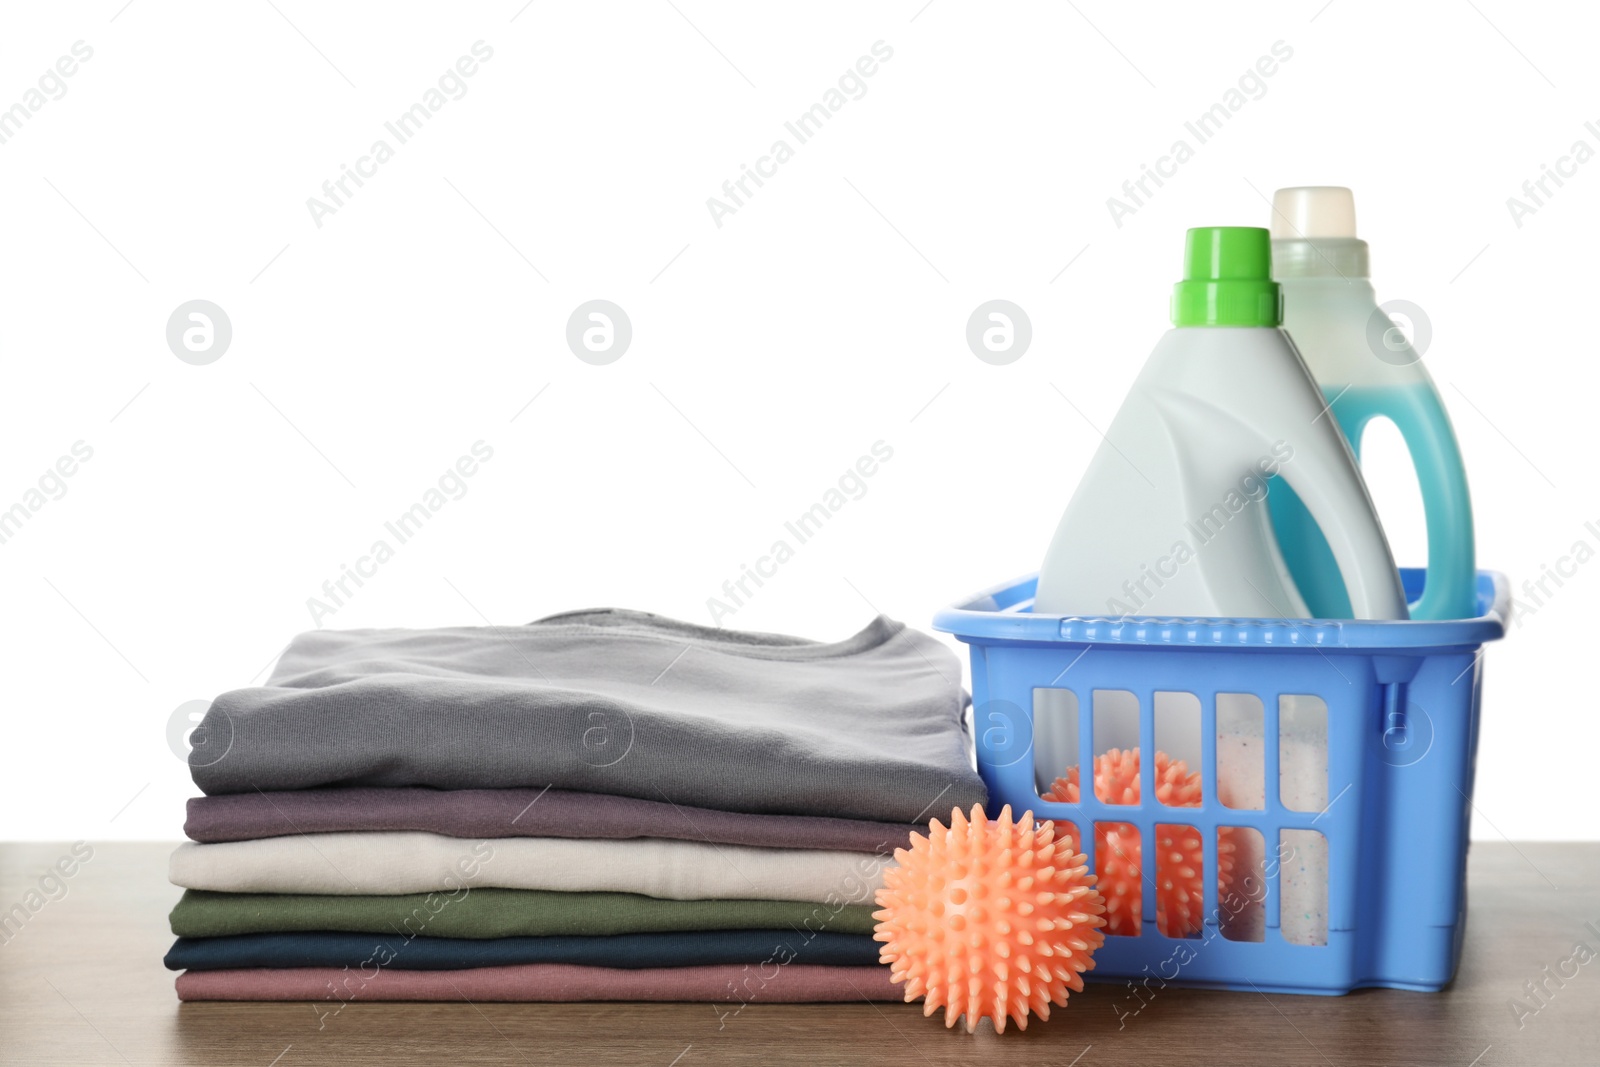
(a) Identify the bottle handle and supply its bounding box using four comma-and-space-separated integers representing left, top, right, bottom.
1350, 386, 1477, 620
1273, 426, 1408, 621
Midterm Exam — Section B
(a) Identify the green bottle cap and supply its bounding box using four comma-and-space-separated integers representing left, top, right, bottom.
1170, 226, 1281, 327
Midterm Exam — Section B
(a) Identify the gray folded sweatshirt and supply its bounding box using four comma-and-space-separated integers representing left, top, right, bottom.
190, 609, 984, 823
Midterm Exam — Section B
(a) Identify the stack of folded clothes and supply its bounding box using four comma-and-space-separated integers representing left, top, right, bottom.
167, 608, 987, 1006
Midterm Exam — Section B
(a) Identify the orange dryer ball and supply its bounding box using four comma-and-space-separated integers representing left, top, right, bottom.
872, 804, 1107, 1034
1043, 748, 1207, 938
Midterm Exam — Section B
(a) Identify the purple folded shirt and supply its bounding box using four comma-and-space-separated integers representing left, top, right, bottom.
176, 962, 900, 1003
186, 786, 917, 853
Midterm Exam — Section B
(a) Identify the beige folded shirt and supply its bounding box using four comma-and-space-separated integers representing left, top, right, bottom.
169, 832, 890, 903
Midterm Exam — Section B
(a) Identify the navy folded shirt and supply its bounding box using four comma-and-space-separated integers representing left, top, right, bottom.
165, 929, 881, 971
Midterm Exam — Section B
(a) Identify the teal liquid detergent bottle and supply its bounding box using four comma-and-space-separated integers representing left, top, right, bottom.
1034, 226, 1406, 622
1267, 187, 1476, 620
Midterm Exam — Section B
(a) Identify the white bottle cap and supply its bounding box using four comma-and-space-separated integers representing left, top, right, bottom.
1270, 187, 1357, 240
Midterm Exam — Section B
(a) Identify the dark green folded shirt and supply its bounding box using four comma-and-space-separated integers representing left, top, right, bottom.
169, 888, 878, 939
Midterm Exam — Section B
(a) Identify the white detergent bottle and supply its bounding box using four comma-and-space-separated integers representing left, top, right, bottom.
1034, 225, 1407, 621
1267, 186, 1477, 620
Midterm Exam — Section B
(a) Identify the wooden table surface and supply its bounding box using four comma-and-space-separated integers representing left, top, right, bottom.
1, 841, 1594, 1066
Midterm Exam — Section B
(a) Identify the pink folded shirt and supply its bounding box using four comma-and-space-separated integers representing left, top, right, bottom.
176, 962, 900, 1003
186, 786, 914, 853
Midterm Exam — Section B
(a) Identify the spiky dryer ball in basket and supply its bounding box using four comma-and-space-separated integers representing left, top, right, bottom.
1042, 748, 1209, 938
872, 804, 1106, 1033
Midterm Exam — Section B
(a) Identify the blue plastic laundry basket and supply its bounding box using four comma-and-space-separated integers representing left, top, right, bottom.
932, 568, 1509, 996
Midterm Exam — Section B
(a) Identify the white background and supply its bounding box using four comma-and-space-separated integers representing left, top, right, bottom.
1, 1, 1593, 842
